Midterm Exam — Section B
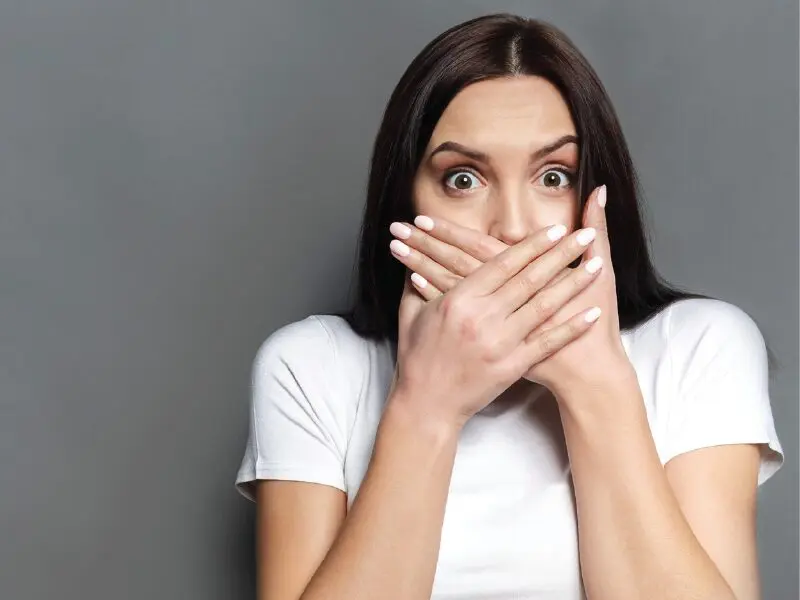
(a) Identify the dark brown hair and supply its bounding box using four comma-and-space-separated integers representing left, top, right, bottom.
333, 13, 776, 369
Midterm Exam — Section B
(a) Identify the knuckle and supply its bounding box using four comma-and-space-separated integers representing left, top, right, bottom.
495, 253, 517, 278
572, 270, 590, 290
441, 295, 477, 333
558, 243, 575, 264
405, 249, 421, 269
413, 256, 431, 278
538, 330, 560, 355
531, 293, 556, 317
550, 268, 571, 287
459, 311, 482, 342
514, 273, 538, 298
563, 319, 579, 339
480, 337, 505, 362
416, 233, 431, 252
451, 253, 470, 276
445, 273, 462, 292
572, 319, 585, 337
475, 238, 496, 260
438, 291, 462, 319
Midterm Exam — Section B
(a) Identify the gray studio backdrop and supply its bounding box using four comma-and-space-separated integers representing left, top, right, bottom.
1, 1, 797, 599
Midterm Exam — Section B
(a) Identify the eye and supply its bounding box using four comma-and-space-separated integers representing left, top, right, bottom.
443, 170, 482, 192
537, 168, 574, 189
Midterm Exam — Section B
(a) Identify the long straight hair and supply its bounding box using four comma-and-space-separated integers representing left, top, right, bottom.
333, 13, 776, 370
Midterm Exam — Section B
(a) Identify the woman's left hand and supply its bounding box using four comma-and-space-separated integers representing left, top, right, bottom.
388, 185, 634, 404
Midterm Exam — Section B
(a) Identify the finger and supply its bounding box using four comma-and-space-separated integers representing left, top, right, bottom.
518, 266, 582, 334
508, 305, 602, 374
391, 218, 560, 297
539, 266, 573, 290
580, 185, 609, 263
389, 238, 464, 293
411, 215, 509, 263
452, 223, 570, 299
505, 254, 604, 345
408, 271, 443, 301
391, 221, 482, 278
524, 263, 599, 340
493, 226, 596, 314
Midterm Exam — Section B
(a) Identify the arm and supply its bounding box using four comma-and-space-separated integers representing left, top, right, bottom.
555, 373, 759, 600
256, 481, 346, 600
257, 388, 461, 600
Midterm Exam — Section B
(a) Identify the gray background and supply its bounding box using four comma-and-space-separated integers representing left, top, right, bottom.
1, 1, 796, 599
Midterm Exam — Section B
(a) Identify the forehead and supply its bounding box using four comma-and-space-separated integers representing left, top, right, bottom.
428, 76, 576, 149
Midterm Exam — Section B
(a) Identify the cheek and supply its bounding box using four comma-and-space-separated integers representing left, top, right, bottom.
525, 190, 581, 232
412, 181, 487, 231
546, 201, 581, 232
544, 191, 582, 232
412, 176, 446, 214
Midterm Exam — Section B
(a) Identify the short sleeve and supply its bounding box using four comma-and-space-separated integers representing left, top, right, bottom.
235, 316, 349, 502
663, 299, 784, 486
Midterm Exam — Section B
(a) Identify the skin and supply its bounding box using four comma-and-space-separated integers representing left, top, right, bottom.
395, 76, 628, 397
254, 76, 763, 600
389, 78, 764, 599
413, 76, 582, 247
388, 206, 763, 600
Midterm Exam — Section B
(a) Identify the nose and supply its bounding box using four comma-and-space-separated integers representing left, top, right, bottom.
488, 187, 535, 246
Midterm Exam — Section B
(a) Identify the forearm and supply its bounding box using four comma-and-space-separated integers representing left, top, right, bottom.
556, 376, 737, 600
301, 390, 459, 600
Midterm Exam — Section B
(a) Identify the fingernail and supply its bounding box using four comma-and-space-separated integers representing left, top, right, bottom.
410, 272, 427, 288
414, 215, 434, 231
390, 222, 411, 239
547, 224, 567, 241
585, 256, 603, 274
576, 227, 596, 246
390, 239, 410, 257
597, 185, 607, 208
585, 306, 602, 323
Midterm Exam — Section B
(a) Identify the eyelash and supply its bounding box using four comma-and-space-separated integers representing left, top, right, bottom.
441, 166, 576, 194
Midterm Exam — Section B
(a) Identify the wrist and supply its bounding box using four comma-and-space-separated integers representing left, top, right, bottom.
551, 358, 638, 404
553, 363, 642, 425
384, 386, 465, 442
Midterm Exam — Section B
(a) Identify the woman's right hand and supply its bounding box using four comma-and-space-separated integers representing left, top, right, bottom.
391, 224, 602, 428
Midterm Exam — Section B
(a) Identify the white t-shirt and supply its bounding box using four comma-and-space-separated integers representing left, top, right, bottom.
235, 297, 784, 600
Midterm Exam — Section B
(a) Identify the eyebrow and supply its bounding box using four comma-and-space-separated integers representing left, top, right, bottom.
427, 134, 579, 165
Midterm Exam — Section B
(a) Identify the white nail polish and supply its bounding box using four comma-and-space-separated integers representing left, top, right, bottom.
576, 227, 596, 246
390, 222, 411, 239
390, 239, 410, 257
585, 256, 603, 274
414, 215, 434, 231
584, 307, 602, 323
547, 224, 567, 241
410, 272, 427, 288
597, 185, 607, 208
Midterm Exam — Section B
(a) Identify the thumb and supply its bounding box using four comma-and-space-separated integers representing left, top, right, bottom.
581, 184, 610, 262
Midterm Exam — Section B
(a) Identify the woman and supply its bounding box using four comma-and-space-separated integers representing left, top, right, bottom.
235, 14, 784, 600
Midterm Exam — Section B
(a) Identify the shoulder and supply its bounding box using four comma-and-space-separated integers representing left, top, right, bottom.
622, 297, 767, 389
252, 314, 334, 374
251, 313, 387, 405
667, 297, 762, 336
664, 298, 768, 394
253, 313, 376, 366
666, 298, 766, 359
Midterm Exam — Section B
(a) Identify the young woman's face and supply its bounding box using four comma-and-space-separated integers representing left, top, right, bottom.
413, 76, 580, 244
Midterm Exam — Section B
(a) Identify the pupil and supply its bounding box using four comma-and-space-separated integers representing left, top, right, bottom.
455, 174, 471, 189
545, 172, 559, 186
